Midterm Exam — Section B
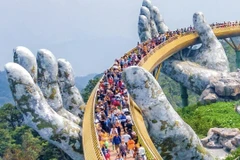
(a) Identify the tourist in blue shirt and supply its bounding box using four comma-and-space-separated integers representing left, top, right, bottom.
112, 134, 121, 153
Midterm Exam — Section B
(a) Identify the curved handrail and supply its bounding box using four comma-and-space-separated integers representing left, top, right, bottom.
83, 45, 161, 160
82, 82, 105, 160
83, 25, 240, 160
140, 26, 240, 71
83, 45, 142, 160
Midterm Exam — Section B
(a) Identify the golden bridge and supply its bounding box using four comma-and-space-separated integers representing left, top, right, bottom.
82, 25, 240, 160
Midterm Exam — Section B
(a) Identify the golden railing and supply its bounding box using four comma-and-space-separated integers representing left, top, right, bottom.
83, 25, 240, 160
141, 26, 240, 72
82, 83, 105, 160
83, 44, 162, 159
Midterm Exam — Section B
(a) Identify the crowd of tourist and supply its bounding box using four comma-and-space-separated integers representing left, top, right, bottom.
211, 21, 240, 28
94, 29, 181, 159
93, 21, 240, 160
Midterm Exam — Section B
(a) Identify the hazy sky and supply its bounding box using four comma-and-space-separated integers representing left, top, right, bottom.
0, 0, 240, 76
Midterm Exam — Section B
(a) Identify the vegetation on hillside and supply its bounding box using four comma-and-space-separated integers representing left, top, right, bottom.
81, 76, 101, 103
176, 101, 240, 159
0, 103, 71, 160
176, 101, 240, 138
225, 147, 240, 160
0, 73, 102, 159
158, 72, 200, 108
221, 40, 236, 72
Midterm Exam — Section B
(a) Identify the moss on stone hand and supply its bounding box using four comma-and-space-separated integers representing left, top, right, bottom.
64, 72, 70, 78
37, 121, 57, 130
160, 120, 168, 131
31, 66, 35, 74
68, 88, 74, 95
152, 119, 158, 123
186, 137, 193, 150
151, 88, 156, 98
70, 136, 83, 154
159, 137, 177, 159
71, 98, 77, 105
69, 106, 73, 110
20, 95, 29, 103
49, 88, 56, 99
145, 80, 150, 88
174, 121, 180, 127
196, 144, 207, 155
132, 94, 136, 99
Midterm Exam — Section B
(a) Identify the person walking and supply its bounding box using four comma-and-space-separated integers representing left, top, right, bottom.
127, 138, 135, 158
119, 141, 127, 160
122, 131, 131, 146
138, 144, 147, 160
112, 133, 122, 153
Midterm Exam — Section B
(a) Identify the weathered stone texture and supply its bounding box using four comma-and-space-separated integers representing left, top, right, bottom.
5, 62, 84, 160
202, 128, 240, 152
190, 12, 229, 72
13, 46, 37, 83
162, 58, 240, 104
162, 58, 220, 94
138, 0, 168, 42
152, 6, 168, 33
138, 15, 152, 42
122, 66, 213, 160
58, 59, 85, 119
37, 49, 81, 124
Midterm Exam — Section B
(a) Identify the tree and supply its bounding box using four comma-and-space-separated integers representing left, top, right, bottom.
0, 103, 71, 160
81, 77, 100, 102
0, 103, 23, 129
3, 130, 43, 160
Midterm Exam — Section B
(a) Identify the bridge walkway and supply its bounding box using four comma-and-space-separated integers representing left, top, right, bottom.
83, 25, 240, 160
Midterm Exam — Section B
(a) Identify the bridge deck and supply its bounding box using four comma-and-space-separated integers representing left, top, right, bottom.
83, 25, 240, 160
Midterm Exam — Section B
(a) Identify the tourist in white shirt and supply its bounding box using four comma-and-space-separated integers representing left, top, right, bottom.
138, 144, 146, 160
121, 132, 131, 146
126, 114, 133, 124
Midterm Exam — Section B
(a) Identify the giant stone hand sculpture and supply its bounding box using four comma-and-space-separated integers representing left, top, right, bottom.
122, 66, 214, 159
58, 59, 85, 119
160, 11, 240, 103
6, 46, 84, 160
135, 0, 240, 157
138, 0, 237, 103
187, 12, 229, 72
138, 0, 168, 42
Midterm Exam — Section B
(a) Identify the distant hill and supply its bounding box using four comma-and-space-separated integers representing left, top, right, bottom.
75, 73, 99, 91
0, 71, 14, 106
0, 71, 100, 107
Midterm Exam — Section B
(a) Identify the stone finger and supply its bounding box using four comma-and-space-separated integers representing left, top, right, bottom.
152, 6, 169, 33
162, 58, 220, 94
138, 15, 152, 42
37, 49, 81, 125
13, 46, 37, 83
122, 66, 213, 160
192, 12, 229, 72
58, 59, 85, 119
